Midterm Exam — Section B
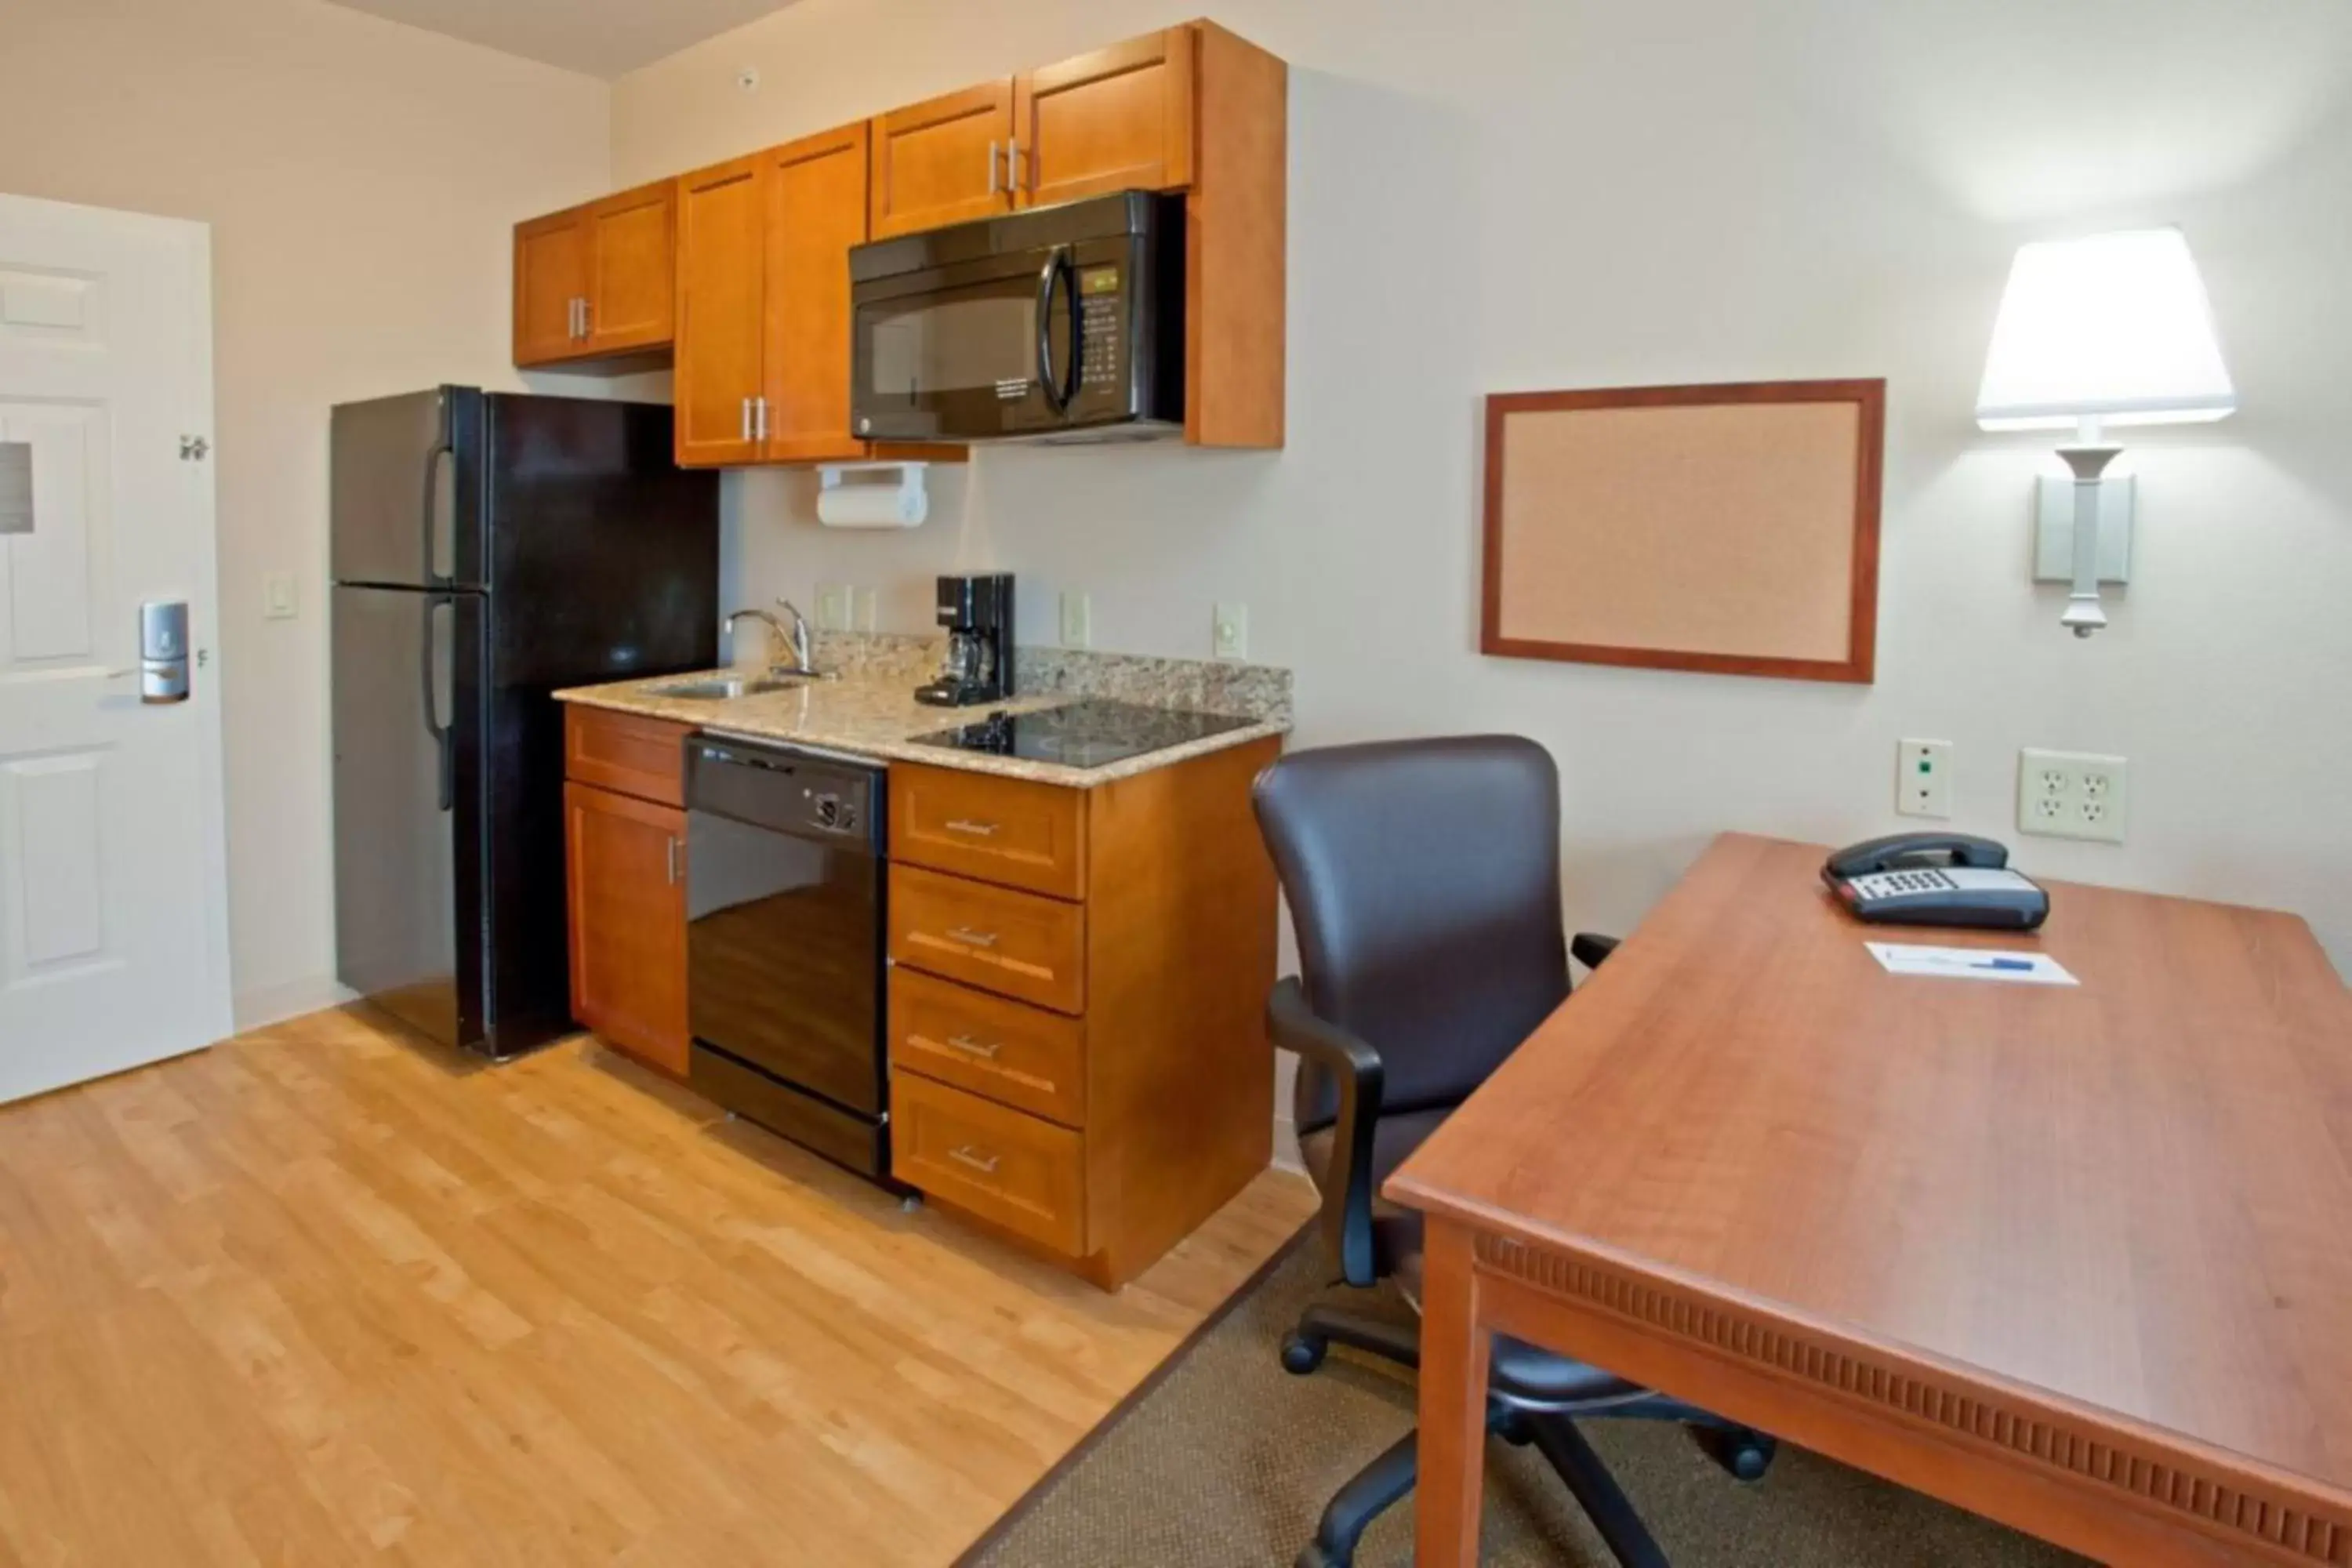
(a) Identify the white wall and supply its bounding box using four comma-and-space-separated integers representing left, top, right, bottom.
618, 0, 2352, 981
0, 0, 613, 1025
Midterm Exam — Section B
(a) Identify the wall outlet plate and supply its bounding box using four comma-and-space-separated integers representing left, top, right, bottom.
1896, 738, 1952, 819
1213, 601, 1248, 661
2017, 748, 2129, 844
2034, 474, 2135, 584
1060, 590, 1091, 649
816, 584, 851, 632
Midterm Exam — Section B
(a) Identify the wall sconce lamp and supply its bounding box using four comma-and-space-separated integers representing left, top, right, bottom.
1975, 227, 2237, 637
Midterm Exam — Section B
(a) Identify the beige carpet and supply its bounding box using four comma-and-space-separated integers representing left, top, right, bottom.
965, 1240, 2090, 1567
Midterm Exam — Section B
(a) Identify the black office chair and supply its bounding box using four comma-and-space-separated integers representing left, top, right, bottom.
1254, 736, 1774, 1568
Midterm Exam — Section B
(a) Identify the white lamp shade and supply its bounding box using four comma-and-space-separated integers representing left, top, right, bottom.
1975, 227, 2237, 432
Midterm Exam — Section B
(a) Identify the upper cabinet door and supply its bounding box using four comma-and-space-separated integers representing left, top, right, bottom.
762, 122, 871, 464
513, 209, 591, 365
870, 81, 1017, 241
1014, 28, 1196, 208
674, 155, 767, 468
583, 180, 674, 354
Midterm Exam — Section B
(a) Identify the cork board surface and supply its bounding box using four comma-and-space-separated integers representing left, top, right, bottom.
1482, 382, 1883, 683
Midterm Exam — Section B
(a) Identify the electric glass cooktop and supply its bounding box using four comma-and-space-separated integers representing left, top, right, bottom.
908, 699, 1257, 771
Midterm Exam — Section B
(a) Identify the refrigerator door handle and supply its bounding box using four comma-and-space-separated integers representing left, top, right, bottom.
421, 437, 455, 590
422, 592, 454, 813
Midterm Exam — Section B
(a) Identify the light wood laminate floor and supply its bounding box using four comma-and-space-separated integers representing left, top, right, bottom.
0, 1007, 1316, 1566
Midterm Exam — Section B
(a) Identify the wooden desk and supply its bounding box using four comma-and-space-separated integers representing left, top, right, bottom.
1386, 833, 2352, 1567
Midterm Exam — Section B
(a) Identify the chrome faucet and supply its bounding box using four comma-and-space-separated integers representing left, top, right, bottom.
724, 600, 814, 673
772, 598, 814, 673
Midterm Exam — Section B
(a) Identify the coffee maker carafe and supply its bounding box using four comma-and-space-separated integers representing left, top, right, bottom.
915, 574, 1014, 707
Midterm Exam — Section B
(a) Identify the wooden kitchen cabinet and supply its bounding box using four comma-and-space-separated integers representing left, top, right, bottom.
512, 180, 676, 367
869, 81, 1018, 241
864, 20, 1286, 448
673, 154, 767, 466
1013, 28, 1196, 207
675, 126, 967, 469
884, 737, 1282, 1289
761, 122, 877, 463
563, 706, 693, 1077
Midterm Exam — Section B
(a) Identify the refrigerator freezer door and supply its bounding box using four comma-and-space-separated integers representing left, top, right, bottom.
332, 583, 486, 1050
329, 387, 486, 590
481, 394, 719, 687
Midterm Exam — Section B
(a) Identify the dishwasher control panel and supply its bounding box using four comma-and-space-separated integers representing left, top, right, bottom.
687, 739, 883, 848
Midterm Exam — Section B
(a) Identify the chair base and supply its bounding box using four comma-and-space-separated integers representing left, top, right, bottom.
1283, 1294, 1777, 1568
1281, 1301, 1420, 1377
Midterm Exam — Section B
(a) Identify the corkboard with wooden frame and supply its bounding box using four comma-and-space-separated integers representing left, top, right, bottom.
1480, 379, 1886, 684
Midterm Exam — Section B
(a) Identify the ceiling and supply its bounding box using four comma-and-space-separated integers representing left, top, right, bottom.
322, 0, 797, 79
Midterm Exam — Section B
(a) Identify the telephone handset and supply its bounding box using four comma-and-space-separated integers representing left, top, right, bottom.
1821, 832, 2050, 931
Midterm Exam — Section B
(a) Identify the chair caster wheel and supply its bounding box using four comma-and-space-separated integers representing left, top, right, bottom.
1279, 1331, 1328, 1375
1295, 1545, 1344, 1568
1696, 1426, 1777, 1483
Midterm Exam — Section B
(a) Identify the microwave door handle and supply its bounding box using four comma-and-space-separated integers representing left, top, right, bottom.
1034, 247, 1073, 413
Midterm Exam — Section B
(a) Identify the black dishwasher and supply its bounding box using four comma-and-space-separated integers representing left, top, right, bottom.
685, 737, 893, 1182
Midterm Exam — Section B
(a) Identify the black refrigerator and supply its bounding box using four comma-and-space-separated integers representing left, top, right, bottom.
330, 388, 717, 1058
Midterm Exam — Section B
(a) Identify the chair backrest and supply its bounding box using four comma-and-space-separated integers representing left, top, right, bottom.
1252, 735, 1570, 1133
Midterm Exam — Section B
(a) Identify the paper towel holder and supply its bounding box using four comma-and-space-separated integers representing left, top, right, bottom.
815, 460, 927, 529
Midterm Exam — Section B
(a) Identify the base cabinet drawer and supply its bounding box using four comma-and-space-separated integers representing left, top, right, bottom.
891, 1071, 1085, 1255
891, 863, 1085, 1014
890, 967, 1086, 1127
890, 763, 1087, 898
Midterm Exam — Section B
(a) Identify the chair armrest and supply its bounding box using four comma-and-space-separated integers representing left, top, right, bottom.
1269, 977, 1385, 1288
1570, 932, 1621, 971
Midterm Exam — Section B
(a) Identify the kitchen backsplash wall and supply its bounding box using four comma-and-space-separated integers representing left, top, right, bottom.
793, 632, 1293, 724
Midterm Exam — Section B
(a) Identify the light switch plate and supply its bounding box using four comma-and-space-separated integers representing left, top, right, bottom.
1059, 590, 1092, 648
1896, 738, 1952, 818
1212, 601, 1247, 661
2017, 748, 2129, 844
263, 572, 297, 620
816, 584, 851, 632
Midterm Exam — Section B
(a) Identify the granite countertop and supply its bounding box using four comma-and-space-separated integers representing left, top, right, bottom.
553, 654, 1290, 788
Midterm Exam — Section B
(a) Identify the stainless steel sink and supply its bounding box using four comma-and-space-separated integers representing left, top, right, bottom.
645, 669, 840, 701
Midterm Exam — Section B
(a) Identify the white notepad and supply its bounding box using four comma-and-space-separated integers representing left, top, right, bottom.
1865, 942, 2078, 985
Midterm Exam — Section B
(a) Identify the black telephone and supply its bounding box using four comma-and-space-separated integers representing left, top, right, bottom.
1821, 833, 2049, 931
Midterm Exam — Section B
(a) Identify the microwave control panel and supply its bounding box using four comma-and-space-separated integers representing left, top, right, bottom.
1079, 265, 1123, 394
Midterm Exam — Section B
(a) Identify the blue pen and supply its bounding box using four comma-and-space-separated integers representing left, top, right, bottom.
1971, 957, 2034, 971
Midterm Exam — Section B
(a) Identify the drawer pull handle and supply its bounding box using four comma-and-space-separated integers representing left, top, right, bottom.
943, 818, 1000, 837
948, 1145, 1000, 1176
945, 1033, 1004, 1060
945, 927, 1000, 949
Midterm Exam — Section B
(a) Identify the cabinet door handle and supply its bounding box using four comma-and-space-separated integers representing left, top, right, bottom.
945, 927, 1000, 949
944, 1033, 1004, 1061
739, 397, 751, 442
943, 818, 999, 837
579, 297, 593, 338
753, 396, 768, 441
1008, 141, 1026, 193
948, 1145, 1000, 1176
666, 836, 683, 886
987, 139, 1000, 197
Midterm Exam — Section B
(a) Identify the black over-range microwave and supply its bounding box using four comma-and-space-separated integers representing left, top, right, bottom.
848, 191, 1185, 444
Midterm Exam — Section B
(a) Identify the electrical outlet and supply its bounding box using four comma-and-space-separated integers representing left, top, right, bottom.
816, 584, 851, 631
1212, 601, 1248, 661
853, 586, 877, 632
262, 572, 297, 620
1896, 739, 1952, 818
2016, 749, 2129, 844
1059, 591, 1092, 648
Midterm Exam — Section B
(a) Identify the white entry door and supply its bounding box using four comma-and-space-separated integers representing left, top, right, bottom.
0, 193, 229, 1103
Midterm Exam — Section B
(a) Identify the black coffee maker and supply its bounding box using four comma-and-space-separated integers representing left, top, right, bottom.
915, 573, 1014, 706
